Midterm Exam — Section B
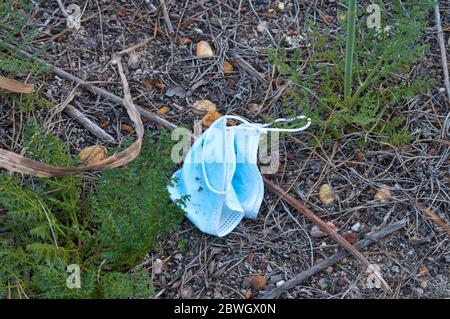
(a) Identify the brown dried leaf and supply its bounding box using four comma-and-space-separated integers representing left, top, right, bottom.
159, 106, 169, 114
154, 81, 166, 90
180, 37, 192, 45
0, 76, 35, 94
423, 208, 450, 234
79, 145, 108, 165
243, 290, 252, 299
251, 275, 267, 290
223, 61, 234, 75
121, 123, 133, 134
143, 79, 154, 90
192, 100, 217, 115
343, 232, 358, 245
202, 111, 221, 127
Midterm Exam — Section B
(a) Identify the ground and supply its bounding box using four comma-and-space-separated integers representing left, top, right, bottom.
1, 0, 449, 299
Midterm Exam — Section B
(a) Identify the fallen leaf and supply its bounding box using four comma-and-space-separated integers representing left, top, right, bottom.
159, 106, 169, 114
143, 79, 154, 90
154, 81, 166, 90
165, 85, 186, 98
121, 123, 133, 134
419, 265, 429, 277
311, 225, 325, 238
257, 21, 268, 33
99, 119, 110, 128
180, 37, 192, 45
0, 76, 35, 94
196, 41, 214, 58
181, 286, 193, 298
343, 232, 358, 245
251, 275, 267, 290
272, 78, 285, 87
223, 61, 234, 75
248, 102, 262, 114
192, 99, 217, 114
246, 251, 254, 262
319, 184, 336, 204
355, 151, 365, 162
79, 145, 108, 165
202, 110, 222, 127
243, 290, 252, 299
322, 14, 333, 24
423, 208, 450, 234
56, 34, 66, 41
374, 186, 391, 202
127, 52, 141, 69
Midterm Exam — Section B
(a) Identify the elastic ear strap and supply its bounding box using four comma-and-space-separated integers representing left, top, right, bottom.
201, 118, 228, 195
200, 114, 311, 194
261, 115, 312, 132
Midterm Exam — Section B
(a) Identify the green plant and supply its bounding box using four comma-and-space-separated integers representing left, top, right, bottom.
0, 122, 185, 298
0, 0, 49, 74
177, 239, 187, 252
269, 0, 435, 146
91, 134, 187, 269
344, 0, 357, 100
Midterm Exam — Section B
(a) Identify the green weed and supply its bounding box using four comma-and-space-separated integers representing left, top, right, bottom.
0, 123, 185, 298
269, 0, 435, 146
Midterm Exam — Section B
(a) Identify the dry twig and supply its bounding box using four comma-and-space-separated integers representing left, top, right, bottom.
263, 177, 391, 291
259, 219, 407, 299
159, 0, 174, 34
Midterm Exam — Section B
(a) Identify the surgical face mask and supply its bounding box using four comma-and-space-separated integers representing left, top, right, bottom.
168, 115, 311, 237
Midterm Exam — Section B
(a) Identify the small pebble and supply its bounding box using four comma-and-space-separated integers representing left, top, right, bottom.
351, 222, 361, 232
276, 280, 285, 288
152, 258, 163, 275
181, 286, 193, 298
174, 253, 182, 261
127, 52, 141, 69
270, 274, 283, 284
415, 287, 424, 297
319, 278, 328, 289
311, 225, 325, 237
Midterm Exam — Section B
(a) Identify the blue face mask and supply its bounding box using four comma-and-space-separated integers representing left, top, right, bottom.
168, 115, 311, 237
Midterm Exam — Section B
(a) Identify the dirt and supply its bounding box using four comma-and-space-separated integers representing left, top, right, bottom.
2, 0, 449, 299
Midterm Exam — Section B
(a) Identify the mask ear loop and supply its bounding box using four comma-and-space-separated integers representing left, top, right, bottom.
260, 115, 312, 132
201, 115, 311, 194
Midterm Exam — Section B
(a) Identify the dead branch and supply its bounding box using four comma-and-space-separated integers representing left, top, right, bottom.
434, 4, 450, 102
259, 219, 407, 299
159, 0, 174, 34
263, 177, 391, 291
0, 55, 143, 177
64, 104, 116, 144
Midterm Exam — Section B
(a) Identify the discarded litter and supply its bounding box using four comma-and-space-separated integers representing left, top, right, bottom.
168, 114, 311, 237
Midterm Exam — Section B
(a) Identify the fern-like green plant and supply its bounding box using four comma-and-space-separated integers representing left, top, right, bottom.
269, 0, 435, 146
0, 122, 184, 298
91, 134, 187, 269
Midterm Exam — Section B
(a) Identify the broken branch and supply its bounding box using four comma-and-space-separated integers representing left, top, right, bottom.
263, 177, 391, 291
259, 219, 407, 299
